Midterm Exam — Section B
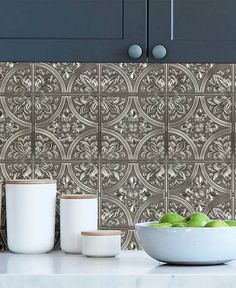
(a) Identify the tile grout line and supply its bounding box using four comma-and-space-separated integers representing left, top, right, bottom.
232, 64, 235, 218
0, 92, 229, 97
165, 63, 169, 213
1, 159, 235, 163
98, 63, 102, 227
31, 63, 36, 179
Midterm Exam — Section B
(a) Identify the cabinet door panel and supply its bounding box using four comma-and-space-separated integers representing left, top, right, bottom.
0, 0, 147, 62
149, 0, 236, 62
0, 0, 122, 39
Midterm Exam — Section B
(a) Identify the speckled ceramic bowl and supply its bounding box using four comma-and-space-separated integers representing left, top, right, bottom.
136, 221, 236, 265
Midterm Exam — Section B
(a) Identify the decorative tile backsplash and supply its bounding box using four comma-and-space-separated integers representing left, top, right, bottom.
0, 63, 234, 250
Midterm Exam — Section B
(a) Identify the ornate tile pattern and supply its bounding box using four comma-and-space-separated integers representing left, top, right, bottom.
0, 63, 235, 250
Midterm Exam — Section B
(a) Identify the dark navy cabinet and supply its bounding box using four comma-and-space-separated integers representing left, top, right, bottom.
0, 0, 147, 62
149, 0, 236, 63
1, 0, 236, 62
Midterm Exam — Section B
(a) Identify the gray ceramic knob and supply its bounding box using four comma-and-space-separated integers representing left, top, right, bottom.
128, 45, 143, 59
152, 45, 167, 59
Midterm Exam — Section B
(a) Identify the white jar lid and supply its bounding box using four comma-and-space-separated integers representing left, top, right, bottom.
5, 179, 56, 184
60, 194, 97, 200
81, 230, 121, 236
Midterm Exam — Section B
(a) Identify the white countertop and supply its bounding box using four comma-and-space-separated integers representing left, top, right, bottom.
1, 251, 236, 288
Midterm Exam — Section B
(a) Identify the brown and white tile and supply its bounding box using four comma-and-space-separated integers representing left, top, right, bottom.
200, 64, 233, 93
167, 64, 199, 93
168, 95, 232, 160
67, 64, 99, 93
0, 63, 33, 94
101, 64, 132, 93
168, 162, 232, 213
134, 64, 166, 93
101, 163, 165, 224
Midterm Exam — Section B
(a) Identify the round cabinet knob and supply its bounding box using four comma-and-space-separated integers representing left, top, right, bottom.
152, 45, 167, 59
128, 45, 143, 59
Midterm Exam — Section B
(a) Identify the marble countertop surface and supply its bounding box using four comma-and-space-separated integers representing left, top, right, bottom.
1, 251, 236, 288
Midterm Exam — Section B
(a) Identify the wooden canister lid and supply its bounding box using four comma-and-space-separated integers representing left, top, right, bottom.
81, 230, 121, 236
60, 194, 97, 200
5, 179, 57, 184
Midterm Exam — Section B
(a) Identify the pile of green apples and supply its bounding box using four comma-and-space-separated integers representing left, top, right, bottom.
149, 212, 236, 228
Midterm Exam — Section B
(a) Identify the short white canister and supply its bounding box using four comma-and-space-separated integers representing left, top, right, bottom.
81, 230, 121, 257
5, 179, 57, 254
60, 194, 98, 253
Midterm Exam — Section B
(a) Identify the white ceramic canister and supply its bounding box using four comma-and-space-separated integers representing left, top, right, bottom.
60, 195, 98, 253
0, 180, 2, 228
5, 179, 57, 253
81, 230, 121, 257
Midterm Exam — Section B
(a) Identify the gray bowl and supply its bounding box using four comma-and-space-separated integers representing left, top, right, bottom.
135, 221, 236, 265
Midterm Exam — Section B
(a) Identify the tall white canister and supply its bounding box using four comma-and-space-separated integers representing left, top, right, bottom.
60, 194, 98, 253
5, 179, 57, 253
0, 180, 2, 228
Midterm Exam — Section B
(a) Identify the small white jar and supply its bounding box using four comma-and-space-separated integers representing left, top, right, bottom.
81, 230, 121, 257
60, 194, 98, 253
5, 179, 57, 254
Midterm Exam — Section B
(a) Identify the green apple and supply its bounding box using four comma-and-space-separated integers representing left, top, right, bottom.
149, 222, 172, 228
159, 213, 185, 225
205, 220, 229, 227
225, 220, 236, 227
172, 223, 187, 227
185, 212, 209, 227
